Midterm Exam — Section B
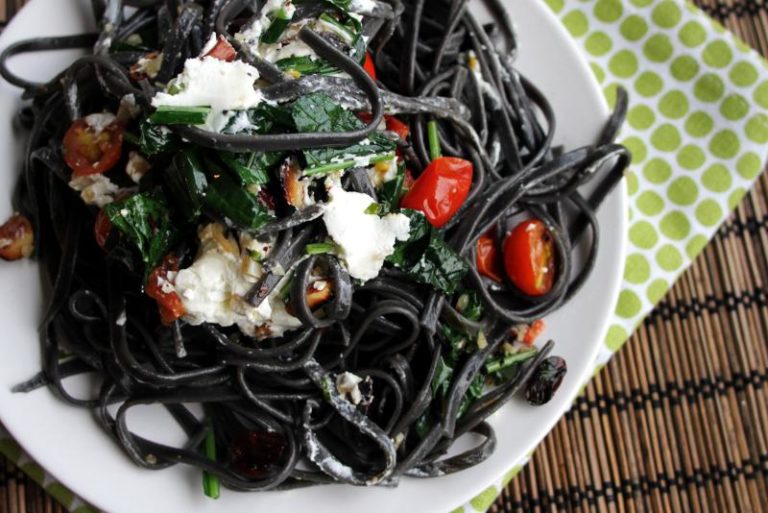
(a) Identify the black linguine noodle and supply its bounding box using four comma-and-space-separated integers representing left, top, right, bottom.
0, 0, 629, 494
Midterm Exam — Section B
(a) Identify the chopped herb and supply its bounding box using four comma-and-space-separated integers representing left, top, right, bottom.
203, 161, 274, 231
275, 55, 337, 76
104, 190, 178, 276
485, 347, 538, 374
138, 120, 178, 156
457, 374, 485, 417
377, 161, 406, 214
305, 242, 339, 255
364, 203, 381, 215
414, 412, 431, 440
163, 150, 209, 222
456, 290, 483, 321
222, 104, 294, 135
260, 8, 293, 44
427, 120, 442, 160
150, 105, 211, 125
218, 151, 282, 185
303, 152, 394, 176
431, 355, 453, 397
202, 420, 220, 500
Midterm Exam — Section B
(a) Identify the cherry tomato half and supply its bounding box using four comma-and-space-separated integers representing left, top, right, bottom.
62, 118, 123, 177
400, 157, 473, 228
94, 209, 112, 249
385, 116, 409, 141
204, 35, 237, 62
476, 230, 502, 283
503, 219, 556, 296
363, 52, 377, 81
0, 213, 33, 261
146, 255, 186, 325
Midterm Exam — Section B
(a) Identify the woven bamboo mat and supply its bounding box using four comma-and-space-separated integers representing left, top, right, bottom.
0, 1, 767, 512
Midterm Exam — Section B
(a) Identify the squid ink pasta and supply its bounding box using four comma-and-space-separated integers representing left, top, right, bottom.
0, 0, 629, 494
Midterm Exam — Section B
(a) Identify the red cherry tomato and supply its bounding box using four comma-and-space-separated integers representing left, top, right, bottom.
385, 116, 409, 141
523, 319, 545, 346
204, 35, 237, 61
400, 157, 473, 228
146, 255, 186, 325
0, 213, 33, 261
363, 52, 377, 81
503, 219, 556, 296
94, 209, 112, 249
62, 118, 123, 177
476, 230, 502, 283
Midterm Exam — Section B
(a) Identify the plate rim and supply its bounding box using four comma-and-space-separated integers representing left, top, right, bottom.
0, 0, 628, 511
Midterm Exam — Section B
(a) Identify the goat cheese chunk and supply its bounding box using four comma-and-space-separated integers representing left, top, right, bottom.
152, 57, 263, 132
173, 224, 301, 338
322, 185, 410, 281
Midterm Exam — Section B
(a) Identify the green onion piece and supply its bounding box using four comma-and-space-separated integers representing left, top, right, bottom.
305, 242, 339, 255
318, 13, 357, 44
150, 105, 211, 125
364, 203, 381, 215
202, 421, 220, 500
304, 152, 395, 177
427, 120, 442, 161
484, 347, 537, 374
261, 8, 292, 44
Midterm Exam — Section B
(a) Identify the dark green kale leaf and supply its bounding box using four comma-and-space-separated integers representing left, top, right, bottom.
218, 151, 283, 185
291, 92, 395, 167
104, 190, 178, 275
386, 209, 469, 295
138, 120, 179, 156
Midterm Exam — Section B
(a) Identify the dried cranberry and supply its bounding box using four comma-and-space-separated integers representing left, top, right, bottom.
229, 430, 286, 478
525, 356, 567, 406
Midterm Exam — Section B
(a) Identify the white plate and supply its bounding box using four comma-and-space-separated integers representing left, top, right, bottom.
0, 1, 627, 512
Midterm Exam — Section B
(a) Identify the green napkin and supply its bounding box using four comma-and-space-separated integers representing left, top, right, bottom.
2, 0, 768, 512
453, 0, 768, 511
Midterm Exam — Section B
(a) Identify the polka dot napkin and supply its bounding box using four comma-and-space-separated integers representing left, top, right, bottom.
451, 0, 768, 511
1, 0, 767, 512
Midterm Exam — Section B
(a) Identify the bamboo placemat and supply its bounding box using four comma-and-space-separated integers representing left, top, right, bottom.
0, 1, 766, 513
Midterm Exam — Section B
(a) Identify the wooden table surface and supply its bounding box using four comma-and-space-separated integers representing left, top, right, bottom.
0, 1, 766, 512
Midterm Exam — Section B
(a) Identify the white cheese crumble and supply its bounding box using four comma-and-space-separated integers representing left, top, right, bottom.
152, 57, 263, 132
133, 52, 163, 79
84, 112, 116, 134
349, 0, 377, 14
322, 185, 411, 281
117, 94, 140, 123
126, 151, 151, 183
173, 223, 301, 338
68, 174, 120, 207
336, 372, 364, 404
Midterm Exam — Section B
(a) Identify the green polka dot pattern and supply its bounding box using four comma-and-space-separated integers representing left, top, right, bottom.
542, 0, 768, 378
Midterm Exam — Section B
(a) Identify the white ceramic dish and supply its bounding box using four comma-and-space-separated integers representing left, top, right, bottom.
0, 1, 627, 512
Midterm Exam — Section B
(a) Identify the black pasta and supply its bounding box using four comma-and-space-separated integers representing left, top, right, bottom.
0, 0, 629, 493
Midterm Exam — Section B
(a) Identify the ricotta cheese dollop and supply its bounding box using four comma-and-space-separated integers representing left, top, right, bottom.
152, 57, 263, 132
322, 185, 411, 281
